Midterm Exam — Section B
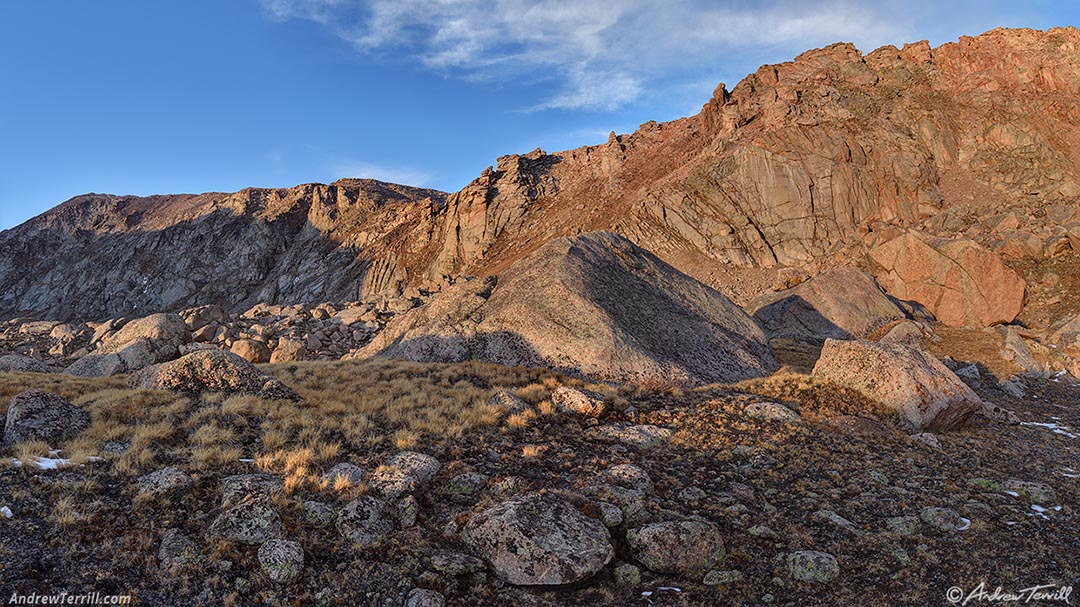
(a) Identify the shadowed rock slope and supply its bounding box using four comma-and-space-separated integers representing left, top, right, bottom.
359, 232, 778, 385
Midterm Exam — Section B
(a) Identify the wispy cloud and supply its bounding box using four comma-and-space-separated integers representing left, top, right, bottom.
260, 0, 917, 111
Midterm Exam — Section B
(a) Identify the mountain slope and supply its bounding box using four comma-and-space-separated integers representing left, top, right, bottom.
3, 27, 1079, 320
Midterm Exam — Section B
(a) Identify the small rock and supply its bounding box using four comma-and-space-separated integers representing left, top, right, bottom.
588, 424, 673, 448
744, 401, 800, 422
488, 390, 530, 415
158, 528, 203, 571
258, 539, 304, 585
443, 471, 488, 497
678, 486, 707, 505
405, 588, 445, 607
748, 524, 778, 539
322, 463, 365, 488
303, 501, 337, 528
885, 516, 921, 536
603, 464, 653, 493
552, 386, 608, 417
614, 563, 641, 587
910, 433, 942, 449
919, 507, 970, 532
0, 506, 12, 519
136, 467, 193, 500
812, 510, 861, 534
786, 550, 839, 584
370, 451, 441, 499
703, 569, 744, 585
998, 377, 1027, 398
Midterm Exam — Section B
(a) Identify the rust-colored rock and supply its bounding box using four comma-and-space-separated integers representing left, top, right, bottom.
869, 232, 1025, 327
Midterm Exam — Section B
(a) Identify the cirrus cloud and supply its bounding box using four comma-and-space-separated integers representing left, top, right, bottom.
260, 0, 919, 111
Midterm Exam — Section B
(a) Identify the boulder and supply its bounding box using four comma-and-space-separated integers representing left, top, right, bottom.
869, 232, 1025, 327
270, 338, 308, 363
206, 496, 285, 545
626, 520, 725, 575
336, 496, 393, 546
230, 339, 271, 364
586, 424, 673, 448
158, 529, 203, 572
748, 268, 905, 345
258, 539, 304, 585
551, 386, 608, 417
369, 451, 441, 499
359, 232, 777, 385
0, 354, 53, 374
128, 349, 301, 401
136, 467, 193, 500
812, 339, 981, 431
785, 550, 839, 583
71, 313, 194, 377
461, 492, 613, 585
4, 389, 90, 446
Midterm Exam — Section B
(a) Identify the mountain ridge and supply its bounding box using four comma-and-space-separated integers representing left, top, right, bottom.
4, 26, 1080, 320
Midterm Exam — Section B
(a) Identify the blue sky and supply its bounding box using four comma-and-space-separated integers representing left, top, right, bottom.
0, 1, 1074, 230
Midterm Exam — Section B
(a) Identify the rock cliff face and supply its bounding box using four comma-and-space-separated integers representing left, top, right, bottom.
3, 27, 1079, 320
0, 180, 446, 320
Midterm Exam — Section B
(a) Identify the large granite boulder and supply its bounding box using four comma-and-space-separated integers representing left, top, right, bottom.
68, 313, 191, 377
461, 492, 613, 586
128, 349, 300, 401
4, 389, 91, 446
869, 232, 1025, 327
812, 339, 981, 431
360, 232, 777, 385
748, 268, 906, 345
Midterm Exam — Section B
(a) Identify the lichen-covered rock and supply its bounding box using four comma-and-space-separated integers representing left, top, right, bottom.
303, 501, 337, 528
369, 451, 441, 499
786, 550, 839, 583
587, 424, 673, 448
603, 464, 653, 494
158, 528, 203, 572
322, 463, 366, 488
812, 339, 981, 431
431, 551, 486, 577
220, 474, 284, 505
405, 589, 446, 607
4, 389, 90, 446
919, 507, 970, 532
487, 390, 529, 415
626, 520, 725, 575
0, 354, 53, 374
136, 467, 193, 500
461, 492, 613, 585
744, 401, 801, 422
336, 496, 393, 546
128, 349, 301, 401
551, 387, 608, 417
206, 496, 285, 545
258, 539, 304, 585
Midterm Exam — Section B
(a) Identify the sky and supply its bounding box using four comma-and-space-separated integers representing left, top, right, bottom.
0, 1, 1075, 230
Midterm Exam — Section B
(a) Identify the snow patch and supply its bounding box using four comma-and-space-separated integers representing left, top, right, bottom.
1020, 421, 1079, 439
0, 506, 12, 519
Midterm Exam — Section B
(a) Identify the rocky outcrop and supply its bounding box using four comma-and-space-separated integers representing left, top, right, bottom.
812, 339, 982, 431
67, 313, 192, 377
869, 232, 1025, 327
128, 349, 301, 401
359, 232, 777, 385
748, 268, 906, 345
